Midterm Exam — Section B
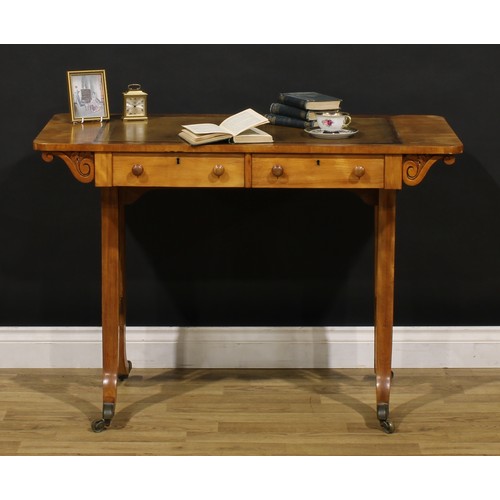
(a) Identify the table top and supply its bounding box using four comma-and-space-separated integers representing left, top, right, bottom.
33, 114, 463, 156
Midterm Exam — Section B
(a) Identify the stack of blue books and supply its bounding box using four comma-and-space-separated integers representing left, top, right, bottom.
265, 92, 343, 129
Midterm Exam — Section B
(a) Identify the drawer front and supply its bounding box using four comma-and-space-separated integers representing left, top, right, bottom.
252, 155, 385, 188
113, 154, 245, 187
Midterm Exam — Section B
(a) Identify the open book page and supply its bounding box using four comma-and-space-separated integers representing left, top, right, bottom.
182, 109, 268, 136
219, 108, 269, 136
181, 123, 228, 135
182, 109, 268, 137
179, 129, 229, 145
179, 109, 271, 145
232, 127, 273, 143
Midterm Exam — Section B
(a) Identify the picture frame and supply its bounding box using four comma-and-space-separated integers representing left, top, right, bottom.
67, 69, 110, 123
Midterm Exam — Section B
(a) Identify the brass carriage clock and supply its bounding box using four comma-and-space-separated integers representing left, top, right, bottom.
122, 84, 148, 121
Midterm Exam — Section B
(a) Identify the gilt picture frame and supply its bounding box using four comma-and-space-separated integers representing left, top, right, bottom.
67, 69, 110, 123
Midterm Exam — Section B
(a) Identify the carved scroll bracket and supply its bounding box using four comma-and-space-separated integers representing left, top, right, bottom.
42, 152, 95, 184
403, 154, 455, 186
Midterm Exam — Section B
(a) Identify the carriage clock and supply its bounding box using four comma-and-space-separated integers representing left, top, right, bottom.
122, 83, 148, 121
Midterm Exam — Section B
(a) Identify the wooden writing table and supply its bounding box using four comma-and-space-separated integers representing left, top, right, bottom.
33, 114, 463, 433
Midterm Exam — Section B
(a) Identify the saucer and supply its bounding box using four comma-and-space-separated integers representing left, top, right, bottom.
305, 127, 358, 139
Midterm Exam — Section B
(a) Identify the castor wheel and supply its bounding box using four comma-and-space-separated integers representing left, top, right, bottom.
91, 418, 109, 433
376, 402, 395, 433
380, 419, 395, 434
91, 402, 115, 432
118, 360, 133, 381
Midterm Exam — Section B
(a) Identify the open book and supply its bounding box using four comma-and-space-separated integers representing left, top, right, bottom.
178, 108, 273, 145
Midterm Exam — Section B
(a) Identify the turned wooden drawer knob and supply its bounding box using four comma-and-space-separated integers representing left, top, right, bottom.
131, 164, 144, 177
353, 165, 365, 178
272, 164, 284, 178
213, 164, 225, 177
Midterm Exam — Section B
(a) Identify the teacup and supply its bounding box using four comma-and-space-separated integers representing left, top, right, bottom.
316, 111, 351, 132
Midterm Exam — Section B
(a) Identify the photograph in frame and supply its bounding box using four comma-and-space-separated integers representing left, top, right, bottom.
67, 69, 110, 122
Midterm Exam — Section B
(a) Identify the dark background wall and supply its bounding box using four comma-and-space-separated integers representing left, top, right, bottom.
1, 45, 499, 327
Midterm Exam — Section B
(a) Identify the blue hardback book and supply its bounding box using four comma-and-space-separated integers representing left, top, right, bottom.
278, 92, 342, 111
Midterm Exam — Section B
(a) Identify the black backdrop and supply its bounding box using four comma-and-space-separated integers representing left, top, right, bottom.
1, 44, 499, 327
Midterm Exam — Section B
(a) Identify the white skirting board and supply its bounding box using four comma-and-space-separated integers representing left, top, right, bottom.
1, 326, 500, 369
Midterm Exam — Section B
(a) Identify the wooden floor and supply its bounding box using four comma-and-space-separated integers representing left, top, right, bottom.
1, 368, 500, 455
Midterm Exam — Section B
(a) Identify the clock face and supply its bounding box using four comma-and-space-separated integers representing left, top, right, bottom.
125, 97, 146, 116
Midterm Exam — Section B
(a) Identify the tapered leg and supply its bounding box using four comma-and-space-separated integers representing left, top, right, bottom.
91, 187, 129, 432
117, 188, 131, 381
374, 189, 397, 433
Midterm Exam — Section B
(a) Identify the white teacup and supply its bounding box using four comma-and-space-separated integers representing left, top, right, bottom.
316, 111, 352, 132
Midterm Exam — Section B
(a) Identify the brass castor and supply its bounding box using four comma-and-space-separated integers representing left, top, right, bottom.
380, 419, 395, 434
377, 403, 395, 434
118, 360, 133, 381
91, 418, 109, 433
90, 402, 115, 433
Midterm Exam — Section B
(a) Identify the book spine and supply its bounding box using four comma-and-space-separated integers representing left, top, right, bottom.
269, 102, 309, 120
265, 113, 315, 129
277, 93, 309, 110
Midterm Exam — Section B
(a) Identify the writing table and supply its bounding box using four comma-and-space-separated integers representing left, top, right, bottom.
33, 114, 463, 433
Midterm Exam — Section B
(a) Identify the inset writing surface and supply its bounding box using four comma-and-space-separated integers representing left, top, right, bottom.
34, 114, 462, 155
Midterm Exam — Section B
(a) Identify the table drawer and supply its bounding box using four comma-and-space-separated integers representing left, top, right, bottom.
252, 155, 385, 188
113, 154, 245, 187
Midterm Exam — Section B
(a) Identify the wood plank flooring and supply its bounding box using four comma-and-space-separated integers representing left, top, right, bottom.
1, 368, 500, 455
